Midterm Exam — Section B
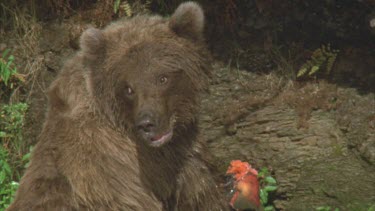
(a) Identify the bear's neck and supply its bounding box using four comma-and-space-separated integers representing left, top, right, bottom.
136, 123, 198, 201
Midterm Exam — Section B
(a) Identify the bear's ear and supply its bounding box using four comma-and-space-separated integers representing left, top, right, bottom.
80, 28, 105, 65
169, 2, 204, 41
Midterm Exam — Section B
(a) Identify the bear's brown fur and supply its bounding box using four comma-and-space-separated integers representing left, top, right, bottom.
7, 2, 228, 211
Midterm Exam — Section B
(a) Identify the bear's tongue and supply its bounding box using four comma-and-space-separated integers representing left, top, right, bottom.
151, 134, 163, 142
151, 131, 172, 142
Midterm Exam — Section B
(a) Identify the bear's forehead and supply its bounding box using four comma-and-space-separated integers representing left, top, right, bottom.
126, 41, 181, 59
111, 41, 189, 74
104, 16, 172, 50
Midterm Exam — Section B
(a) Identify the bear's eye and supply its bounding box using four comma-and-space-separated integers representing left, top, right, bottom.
126, 87, 133, 95
159, 75, 168, 85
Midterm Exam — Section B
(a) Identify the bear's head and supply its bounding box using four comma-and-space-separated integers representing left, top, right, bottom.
79, 2, 210, 147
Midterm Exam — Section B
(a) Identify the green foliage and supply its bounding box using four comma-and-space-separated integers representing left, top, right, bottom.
316, 206, 339, 211
0, 49, 25, 102
368, 205, 375, 211
0, 102, 29, 176
258, 167, 278, 211
0, 103, 29, 210
0, 49, 29, 209
114, 0, 121, 14
0, 49, 17, 87
113, 0, 133, 17
0, 103, 28, 142
0, 146, 19, 209
346, 203, 375, 211
297, 44, 339, 79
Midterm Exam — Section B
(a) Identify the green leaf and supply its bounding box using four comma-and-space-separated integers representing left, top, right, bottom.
260, 189, 268, 204
265, 176, 277, 184
316, 206, 330, 211
309, 65, 320, 76
22, 153, 31, 161
10, 181, 19, 188
123, 1, 132, 17
264, 205, 275, 211
8, 55, 14, 61
0, 171, 6, 184
367, 205, 375, 211
114, 0, 121, 14
2, 49, 10, 58
297, 67, 307, 78
3, 162, 11, 174
258, 167, 269, 178
0, 132, 6, 137
264, 185, 277, 192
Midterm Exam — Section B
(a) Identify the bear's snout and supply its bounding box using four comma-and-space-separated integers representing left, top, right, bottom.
136, 111, 157, 134
135, 109, 174, 147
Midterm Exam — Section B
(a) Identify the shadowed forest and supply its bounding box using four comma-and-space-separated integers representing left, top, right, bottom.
0, 0, 374, 210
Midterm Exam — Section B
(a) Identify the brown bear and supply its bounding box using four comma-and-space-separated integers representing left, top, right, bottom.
7, 2, 229, 211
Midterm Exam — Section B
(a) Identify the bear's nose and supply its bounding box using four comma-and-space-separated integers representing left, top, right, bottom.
136, 112, 156, 134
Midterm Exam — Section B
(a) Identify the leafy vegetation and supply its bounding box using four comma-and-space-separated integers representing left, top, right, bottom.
114, 0, 133, 16
0, 49, 29, 210
0, 102, 29, 210
297, 44, 339, 79
0, 49, 17, 86
1, 103, 28, 149
315, 206, 340, 211
0, 49, 25, 102
258, 167, 278, 211
0, 146, 19, 209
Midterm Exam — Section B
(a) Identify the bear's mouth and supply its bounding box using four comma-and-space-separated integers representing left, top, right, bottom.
148, 130, 173, 147
135, 115, 176, 147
